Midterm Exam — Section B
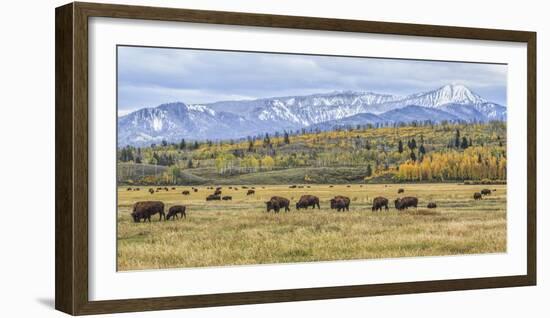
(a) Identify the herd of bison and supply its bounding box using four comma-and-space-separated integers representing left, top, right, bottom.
127, 185, 497, 223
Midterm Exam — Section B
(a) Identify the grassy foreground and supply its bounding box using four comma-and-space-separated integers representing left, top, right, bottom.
117, 183, 506, 271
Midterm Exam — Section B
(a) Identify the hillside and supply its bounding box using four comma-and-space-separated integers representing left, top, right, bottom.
117, 121, 507, 185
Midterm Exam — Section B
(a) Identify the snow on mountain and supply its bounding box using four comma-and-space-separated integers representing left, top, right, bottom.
118, 84, 506, 147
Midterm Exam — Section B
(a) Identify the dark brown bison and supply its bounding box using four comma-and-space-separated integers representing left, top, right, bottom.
214, 189, 222, 196
330, 196, 350, 212
222, 196, 232, 201
398, 188, 405, 194
166, 205, 186, 220
242, 186, 248, 189
474, 192, 482, 200
481, 189, 491, 196
193, 188, 198, 193
265, 196, 291, 213
394, 197, 418, 210
148, 188, 154, 194
289, 185, 297, 188
164, 187, 169, 191
296, 195, 320, 210
372, 196, 389, 212
206, 194, 221, 201
171, 187, 176, 190
247, 190, 255, 195
182, 190, 190, 195
127, 187, 132, 191
131, 201, 165, 222
427, 202, 437, 209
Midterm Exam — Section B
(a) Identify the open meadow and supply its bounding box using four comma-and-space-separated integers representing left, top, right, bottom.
117, 183, 506, 271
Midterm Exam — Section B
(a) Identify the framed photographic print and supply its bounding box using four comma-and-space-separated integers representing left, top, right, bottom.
55, 2, 536, 315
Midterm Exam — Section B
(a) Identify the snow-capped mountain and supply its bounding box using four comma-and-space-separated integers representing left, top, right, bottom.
118, 84, 506, 146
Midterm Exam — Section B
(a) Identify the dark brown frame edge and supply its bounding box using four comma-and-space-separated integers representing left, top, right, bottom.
55, 1, 537, 315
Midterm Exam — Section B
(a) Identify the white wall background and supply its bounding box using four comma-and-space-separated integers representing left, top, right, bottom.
0, 0, 546, 316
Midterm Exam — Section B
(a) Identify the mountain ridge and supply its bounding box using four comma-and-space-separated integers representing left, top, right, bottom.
118, 84, 506, 147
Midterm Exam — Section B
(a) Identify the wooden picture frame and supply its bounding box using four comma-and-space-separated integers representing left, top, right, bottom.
55, 2, 536, 315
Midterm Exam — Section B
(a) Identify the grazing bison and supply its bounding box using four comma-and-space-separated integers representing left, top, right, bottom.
193, 188, 198, 193
214, 190, 222, 195
206, 194, 221, 201
474, 192, 482, 200
148, 188, 154, 194
481, 189, 491, 196
329, 185, 334, 188
127, 187, 132, 191
182, 190, 190, 195
398, 188, 405, 194
265, 196, 291, 213
222, 196, 232, 201
372, 196, 389, 212
131, 201, 165, 222
427, 202, 437, 209
330, 196, 350, 212
242, 186, 248, 189
166, 205, 186, 220
247, 190, 255, 195
171, 187, 176, 190
296, 195, 320, 210
289, 185, 297, 188
394, 197, 418, 210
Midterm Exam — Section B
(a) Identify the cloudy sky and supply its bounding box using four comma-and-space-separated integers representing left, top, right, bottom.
117, 46, 507, 115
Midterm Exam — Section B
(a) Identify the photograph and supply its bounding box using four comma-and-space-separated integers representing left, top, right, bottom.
115, 45, 508, 271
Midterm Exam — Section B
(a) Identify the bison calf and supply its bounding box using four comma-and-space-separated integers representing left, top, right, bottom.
166, 205, 186, 220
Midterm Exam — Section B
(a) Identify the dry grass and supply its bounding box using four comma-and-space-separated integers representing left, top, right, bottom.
117, 183, 506, 271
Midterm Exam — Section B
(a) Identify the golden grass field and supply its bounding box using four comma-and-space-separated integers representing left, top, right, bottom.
117, 183, 506, 271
